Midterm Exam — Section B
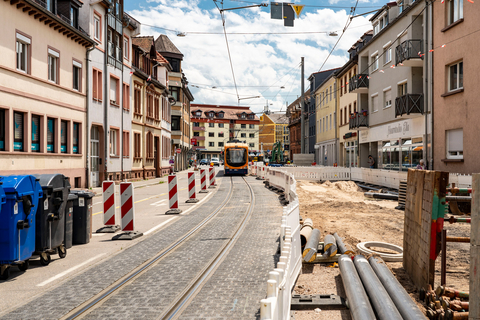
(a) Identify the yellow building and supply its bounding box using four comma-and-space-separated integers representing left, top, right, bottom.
259, 113, 289, 158
314, 74, 337, 166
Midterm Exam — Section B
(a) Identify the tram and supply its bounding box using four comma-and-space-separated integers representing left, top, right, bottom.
224, 140, 249, 175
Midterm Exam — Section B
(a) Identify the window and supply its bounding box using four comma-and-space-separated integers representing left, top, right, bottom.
398, 0, 404, 14
209, 123, 214, 128
70, 6, 78, 28
209, 142, 214, 147
123, 131, 129, 157
372, 94, 379, 112
219, 132, 224, 138
241, 133, 246, 138
94, 14, 101, 42
16, 32, 30, 73
134, 132, 141, 158
384, 48, 392, 65
123, 83, 130, 111
241, 124, 246, 129
73, 122, 80, 154
217, 112, 224, 118
61, 120, 68, 153
13, 112, 24, 151
48, 49, 59, 83
326, 89, 329, 103
340, 110, 343, 126
110, 76, 120, 106
398, 82, 407, 96
449, 61, 463, 91
193, 132, 200, 137
93, 68, 103, 101
209, 132, 214, 137
154, 96, 160, 120
0, 109, 5, 151
446, 128, 463, 159
110, 128, 118, 156
219, 123, 224, 128
172, 116, 180, 131
219, 142, 224, 147
73, 61, 82, 91
170, 87, 179, 101
384, 89, 392, 108
374, 23, 380, 35
249, 133, 255, 138
31, 115, 40, 152
195, 111, 202, 117
330, 114, 332, 130
340, 79, 343, 96
124, 36, 129, 59
249, 124, 254, 129
47, 118, 55, 153
146, 132, 153, 159
330, 86, 332, 101
241, 113, 246, 119
372, 54, 379, 72
134, 85, 141, 114
248, 114, 255, 119
249, 143, 254, 148
448, 0, 463, 25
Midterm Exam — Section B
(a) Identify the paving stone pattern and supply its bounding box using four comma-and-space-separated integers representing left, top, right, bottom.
0, 177, 233, 320
180, 177, 283, 319
81, 176, 251, 319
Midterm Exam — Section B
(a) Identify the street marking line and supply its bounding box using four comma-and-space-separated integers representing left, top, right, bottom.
181, 191, 214, 215
150, 199, 167, 206
36, 254, 106, 287
92, 233, 107, 237
144, 217, 176, 235
92, 188, 188, 216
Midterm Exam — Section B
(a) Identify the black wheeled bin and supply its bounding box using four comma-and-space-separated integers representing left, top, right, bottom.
70, 190, 95, 245
64, 193, 78, 249
34, 174, 71, 264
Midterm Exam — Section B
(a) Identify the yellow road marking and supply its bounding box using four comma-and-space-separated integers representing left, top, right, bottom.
92, 187, 188, 216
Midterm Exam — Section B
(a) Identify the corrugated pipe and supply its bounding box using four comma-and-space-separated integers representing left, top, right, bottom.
338, 254, 376, 320
369, 256, 426, 320
354, 255, 403, 320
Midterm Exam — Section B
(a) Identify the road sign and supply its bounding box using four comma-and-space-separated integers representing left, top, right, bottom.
176, 148, 181, 154
292, 4, 305, 18
191, 138, 197, 145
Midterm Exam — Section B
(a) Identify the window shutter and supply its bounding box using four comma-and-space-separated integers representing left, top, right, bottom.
448, 129, 463, 152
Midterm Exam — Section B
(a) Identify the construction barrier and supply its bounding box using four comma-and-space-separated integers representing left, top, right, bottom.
199, 169, 208, 193
112, 182, 142, 240
166, 175, 182, 214
103, 181, 115, 226
186, 172, 199, 203
209, 167, 216, 188
260, 168, 301, 320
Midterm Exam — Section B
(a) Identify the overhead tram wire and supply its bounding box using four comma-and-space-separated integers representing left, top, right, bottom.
230, 0, 382, 9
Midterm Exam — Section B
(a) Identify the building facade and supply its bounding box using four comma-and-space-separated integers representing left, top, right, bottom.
354, 0, 427, 170
259, 113, 289, 159
0, 0, 94, 187
286, 92, 308, 160
190, 104, 259, 161
155, 35, 194, 172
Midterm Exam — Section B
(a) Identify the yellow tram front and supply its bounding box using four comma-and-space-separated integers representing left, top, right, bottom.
224, 142, 248, 175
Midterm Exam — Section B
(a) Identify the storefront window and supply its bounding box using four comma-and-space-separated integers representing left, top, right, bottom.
381, 138, 423, 171
344, 141, 358, 167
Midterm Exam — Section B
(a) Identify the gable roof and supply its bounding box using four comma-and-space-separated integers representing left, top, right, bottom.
155, 34, 183, 59
267, 113, 289, 124
132, 36, 154, 52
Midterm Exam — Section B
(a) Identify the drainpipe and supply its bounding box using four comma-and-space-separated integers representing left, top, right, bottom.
428, 0, 433, 169
104, 14, 109, 181
424, 0, 431, 169
120, 44, 124, 181
85, 43, 96, 188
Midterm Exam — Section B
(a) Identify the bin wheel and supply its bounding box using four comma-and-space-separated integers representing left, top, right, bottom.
18, 260, 29, 272
58, 246, 67, 259
0, 267, 10, 281
40, 253, 51, 266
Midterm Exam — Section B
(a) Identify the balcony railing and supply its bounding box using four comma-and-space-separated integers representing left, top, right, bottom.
192, 126, 205, 131
192, 136, 205, 141
349, 74, 369, 92
395, 39, 423, 66
349, 112, 369, 130
395, 93, 424, 117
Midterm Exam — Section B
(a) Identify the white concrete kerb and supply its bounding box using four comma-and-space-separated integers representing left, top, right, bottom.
269, 271, 280, 284
267, 279, 277, 298
277, 261, 287, 271
260, 299, 272, 320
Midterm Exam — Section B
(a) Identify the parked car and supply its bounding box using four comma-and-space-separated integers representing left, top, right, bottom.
199, 159, 209, 165
211, 158, 220, 166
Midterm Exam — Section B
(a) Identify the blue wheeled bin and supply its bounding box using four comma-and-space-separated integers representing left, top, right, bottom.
0, 175, 43, 280
34, 174, 71, 265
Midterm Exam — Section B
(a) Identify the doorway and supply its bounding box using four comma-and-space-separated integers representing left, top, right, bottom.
91, 126, 100, 187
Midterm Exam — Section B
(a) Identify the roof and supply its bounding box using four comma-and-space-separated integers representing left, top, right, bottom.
267, 113, 289, 124
155, 34, 183, 59
190, 104, 259, 121
132, 36, 154, 52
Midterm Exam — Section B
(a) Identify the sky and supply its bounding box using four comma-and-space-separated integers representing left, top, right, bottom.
125, 0, 382, 114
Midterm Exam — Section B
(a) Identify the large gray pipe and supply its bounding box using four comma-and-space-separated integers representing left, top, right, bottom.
303, 228, 320, 263
333, 232, 354, 255
338, 254, 376, 320
323, 234, 338, 257
369, 257, 426, 320
354, 255, 403, 320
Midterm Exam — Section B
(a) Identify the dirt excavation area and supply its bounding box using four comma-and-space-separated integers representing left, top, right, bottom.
292, 180, 470, 320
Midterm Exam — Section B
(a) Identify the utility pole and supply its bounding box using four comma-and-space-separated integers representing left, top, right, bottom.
300, 57, 305, 154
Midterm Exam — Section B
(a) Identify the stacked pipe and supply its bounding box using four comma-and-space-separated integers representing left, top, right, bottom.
422, 285, 470, 319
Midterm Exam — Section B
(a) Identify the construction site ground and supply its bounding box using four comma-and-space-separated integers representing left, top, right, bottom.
292, 180, 471, 320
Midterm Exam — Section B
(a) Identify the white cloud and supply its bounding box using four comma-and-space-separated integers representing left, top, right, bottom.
128, 2, 372, 114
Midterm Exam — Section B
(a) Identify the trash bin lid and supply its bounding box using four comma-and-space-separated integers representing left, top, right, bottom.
0, 175, 43, 199
34, 173, 69, 192
68, 193, 78, 201
70, 189, 95, 199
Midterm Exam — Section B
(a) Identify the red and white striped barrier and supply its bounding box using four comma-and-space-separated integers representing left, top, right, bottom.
166, 174, 182, 214
97, 181, 120, 233
186, 172, 199, 203
112, 182, 142, 240
208, 167, 216, 188
199, 169, 208, 193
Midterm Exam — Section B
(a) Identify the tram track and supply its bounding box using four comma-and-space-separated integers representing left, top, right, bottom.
62, 176, 255, 320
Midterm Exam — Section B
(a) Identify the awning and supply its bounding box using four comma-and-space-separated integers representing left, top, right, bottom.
413, 146, 423, 151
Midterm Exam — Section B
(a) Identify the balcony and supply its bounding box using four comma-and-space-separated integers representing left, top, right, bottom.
349, 74, 369, 93
395, 39, 423, 67
192, 126, 205, 131
395, 94, 424, 118
349, 112, 369, 130
193, 136, 205, 141
193, 146, 207, 151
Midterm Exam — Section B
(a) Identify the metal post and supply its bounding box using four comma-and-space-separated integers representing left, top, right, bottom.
300, 57, 305, 154
441, 229, 447, 286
